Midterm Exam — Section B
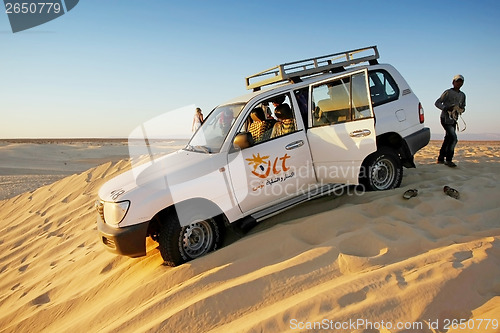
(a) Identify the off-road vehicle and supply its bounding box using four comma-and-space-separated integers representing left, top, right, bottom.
96, 46, 430, 266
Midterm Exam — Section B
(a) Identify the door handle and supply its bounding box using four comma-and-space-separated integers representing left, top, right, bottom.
285, 140, 304, 150
349, 129, 372, 138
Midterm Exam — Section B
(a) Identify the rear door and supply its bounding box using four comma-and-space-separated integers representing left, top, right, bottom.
307, 69, 376, 184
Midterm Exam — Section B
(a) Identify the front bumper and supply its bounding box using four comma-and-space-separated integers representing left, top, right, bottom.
97, 215, 150, 258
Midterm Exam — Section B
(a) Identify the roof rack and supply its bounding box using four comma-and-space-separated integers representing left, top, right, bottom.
245, 46, 379, 91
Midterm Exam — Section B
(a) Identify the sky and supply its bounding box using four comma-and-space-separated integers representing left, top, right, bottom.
1, 0, 500, 139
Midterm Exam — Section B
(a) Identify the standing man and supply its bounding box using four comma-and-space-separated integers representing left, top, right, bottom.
435, 74, 466, 167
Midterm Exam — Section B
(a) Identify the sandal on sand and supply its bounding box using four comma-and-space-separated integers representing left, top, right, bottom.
443, 186, 460, 199
403, 189, 418, 199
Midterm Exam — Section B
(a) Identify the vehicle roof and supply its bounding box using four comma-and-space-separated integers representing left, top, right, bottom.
220, 63, 391, 107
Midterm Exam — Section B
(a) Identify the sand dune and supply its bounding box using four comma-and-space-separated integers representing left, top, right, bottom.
0, 141, 499, 332
0, 139, 186, 200
0, 140, 129, 200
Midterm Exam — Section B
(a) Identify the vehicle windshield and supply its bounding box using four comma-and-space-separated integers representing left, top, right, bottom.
186, 103, 245, 153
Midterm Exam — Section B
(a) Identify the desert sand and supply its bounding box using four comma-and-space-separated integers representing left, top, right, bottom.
0, 140, 499, 333
0, 139, 130, 200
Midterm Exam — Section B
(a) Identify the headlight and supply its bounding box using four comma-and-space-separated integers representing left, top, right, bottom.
103, 201, 130, 226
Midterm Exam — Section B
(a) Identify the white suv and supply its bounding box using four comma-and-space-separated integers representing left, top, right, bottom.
96, 46, 430, 266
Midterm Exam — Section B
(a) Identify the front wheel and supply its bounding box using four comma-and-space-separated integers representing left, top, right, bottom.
361, 148, 403, 191
157, 210, 223, 266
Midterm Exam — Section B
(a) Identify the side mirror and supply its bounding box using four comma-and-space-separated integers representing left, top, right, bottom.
233, 132, 254, 150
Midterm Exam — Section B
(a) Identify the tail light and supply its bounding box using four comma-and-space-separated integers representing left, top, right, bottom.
418, 102, 425, 123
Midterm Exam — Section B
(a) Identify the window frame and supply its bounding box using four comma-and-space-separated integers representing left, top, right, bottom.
234, 92, 302, 149
368, 69, 400, 107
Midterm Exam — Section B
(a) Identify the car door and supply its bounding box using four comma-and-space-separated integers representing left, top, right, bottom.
227, 93, 316, 214
307, 69, 377, 184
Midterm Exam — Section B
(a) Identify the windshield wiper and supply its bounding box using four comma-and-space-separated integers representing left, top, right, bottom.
196, 145, 211, 153
185, 144, 211, 153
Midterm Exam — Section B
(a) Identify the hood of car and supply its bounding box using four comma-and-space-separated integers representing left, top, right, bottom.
98, 150, 219, 202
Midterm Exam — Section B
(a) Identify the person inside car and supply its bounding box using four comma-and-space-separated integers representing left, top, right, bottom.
248, 107, 275, 143
271, 103, 296, 138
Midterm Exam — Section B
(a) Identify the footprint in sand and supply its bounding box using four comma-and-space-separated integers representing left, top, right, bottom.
100, 262, 114, 274
338, 286, 369, 307
18, 264, 29, 272
452, 250, 473, 268
31, 292, 50, 306
11, 238, 26, 249
396, 272, 408, 289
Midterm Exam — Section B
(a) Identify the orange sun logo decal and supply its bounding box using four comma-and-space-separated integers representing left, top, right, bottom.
246, 153, 291, 179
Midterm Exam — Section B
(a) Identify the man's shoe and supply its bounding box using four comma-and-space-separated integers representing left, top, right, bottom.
444, 160, 457, 168
437, 159, 445, 164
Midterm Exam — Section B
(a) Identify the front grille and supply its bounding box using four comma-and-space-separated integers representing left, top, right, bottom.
95, 200, 105, 222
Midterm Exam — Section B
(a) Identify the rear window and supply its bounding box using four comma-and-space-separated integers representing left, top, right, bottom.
368, 70, 399, 107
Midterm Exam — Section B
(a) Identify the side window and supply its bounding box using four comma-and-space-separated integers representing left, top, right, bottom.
368, 70, 399, 106
236, 93, 298, 148
311, 72, 372, 127
312, 77, 349, 126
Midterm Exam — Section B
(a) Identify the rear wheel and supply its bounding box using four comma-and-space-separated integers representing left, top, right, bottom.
361, 148, 402, 191
157, 210, 223, 266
